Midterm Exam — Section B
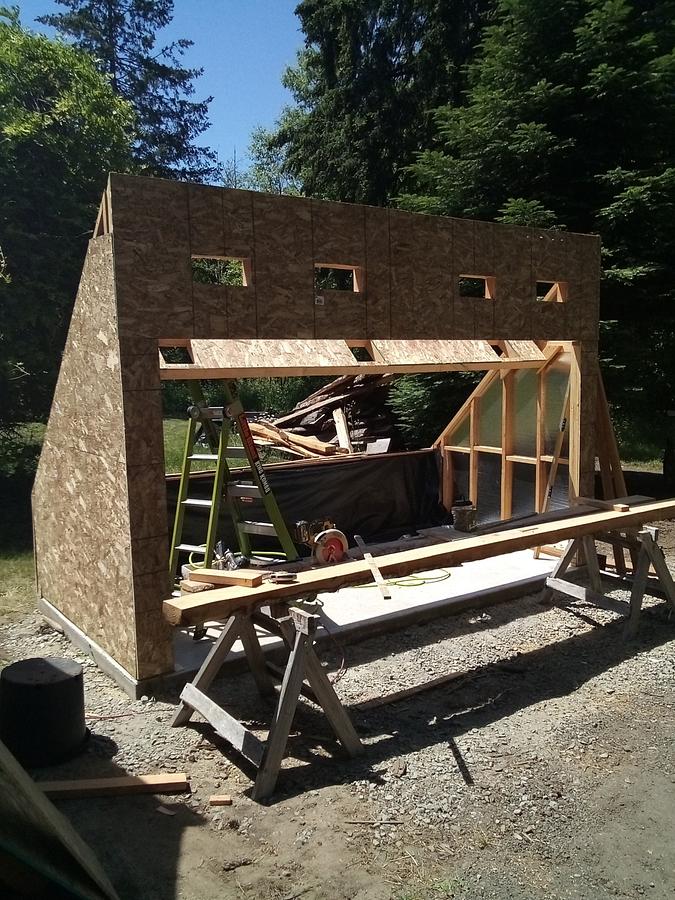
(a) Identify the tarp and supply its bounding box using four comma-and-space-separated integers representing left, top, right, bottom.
167, 450, 447, 556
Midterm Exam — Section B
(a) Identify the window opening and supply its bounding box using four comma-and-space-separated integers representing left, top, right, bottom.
314, 264, 362, 293
159, 345, 192, 364
536, 281, 567, 302
348, 342, 374, 362
458, 275, 496, 300
192, 257, 250, 286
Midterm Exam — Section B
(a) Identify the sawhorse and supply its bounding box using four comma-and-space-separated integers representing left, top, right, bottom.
541, 527, 675, 637
172, 605, 363, 799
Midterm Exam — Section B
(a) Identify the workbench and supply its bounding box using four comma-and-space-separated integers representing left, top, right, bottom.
167, 497, 675, 798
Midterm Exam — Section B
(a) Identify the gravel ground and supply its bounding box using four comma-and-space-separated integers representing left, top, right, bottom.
1, 545, 674, 900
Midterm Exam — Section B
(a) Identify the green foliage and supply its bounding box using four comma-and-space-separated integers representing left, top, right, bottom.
245, 126, 302, 195
268, 0, 491, 203
0, 9, 134, 429
39, 0, 219, 182
496, 197, 559, 228
400, 0, 675, 415
387, 372, 481, 448
161, 377, 329, 421
191, 258, 245, 285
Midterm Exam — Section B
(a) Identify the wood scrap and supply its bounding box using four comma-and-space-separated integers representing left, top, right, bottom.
354, 534, 391, 600
189, 568, 264, 588
576, 496, 630, 513
39, 773, 190, 799
273, 374, 400, 450
208, 795, 233, 806
356, 671, 464, 710
249, 419, 347, 458
332, 406, 353, 452
180, 579, 216, 593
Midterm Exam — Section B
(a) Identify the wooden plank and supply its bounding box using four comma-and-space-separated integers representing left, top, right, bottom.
208, 795, 233, 806
354, 534, 391, 600
159, 356, 545, 380
0, 738, 120, 900
163, 498, 675, 626
39, 774, 189, 800
252, 630, 307, 799
332, 407, 353, 452
546, 577, 629, 615
189, 568, 264, 588
501, 371, 513, 519
356, 670, 464, 710
172, 615, 241, 726
576, 497, 630, 513
180, 683, 265, 767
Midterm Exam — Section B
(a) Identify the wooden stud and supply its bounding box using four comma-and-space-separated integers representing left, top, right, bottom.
252, 628, 308, 800
165, 499, 675, 627
332, 406, 354, 452
172, 615, 241, 727
501, 371, 514, 519
469, 398, 479, 505
40, 774, 189, 799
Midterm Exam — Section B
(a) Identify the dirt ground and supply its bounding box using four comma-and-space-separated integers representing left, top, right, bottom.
1, 532, 675, 900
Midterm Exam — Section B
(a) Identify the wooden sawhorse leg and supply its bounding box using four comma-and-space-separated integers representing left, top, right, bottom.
624, 527, 675, 638
541, 529, 675, 639
172, 607, 363, 800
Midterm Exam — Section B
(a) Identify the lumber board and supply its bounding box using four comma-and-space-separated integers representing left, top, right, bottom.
180, 684, 265, 767
39, 774, 189, 799
163, 498, 675, 626
189, 568, 264, 588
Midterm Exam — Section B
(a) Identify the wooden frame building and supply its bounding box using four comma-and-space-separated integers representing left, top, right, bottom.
32, 174, 601, 687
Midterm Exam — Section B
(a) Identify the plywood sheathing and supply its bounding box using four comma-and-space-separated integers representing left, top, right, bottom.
159, 338, 549, 380
33, 173, 601, 683
32, 236, 139, 675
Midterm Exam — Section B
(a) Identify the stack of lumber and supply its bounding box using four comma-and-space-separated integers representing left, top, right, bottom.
273, 374, 400, 449
248, 419, 348, 459
180, 567, 266, 594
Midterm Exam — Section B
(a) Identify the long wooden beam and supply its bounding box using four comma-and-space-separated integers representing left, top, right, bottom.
163, 498, 675, 626
159, 357, 545, 380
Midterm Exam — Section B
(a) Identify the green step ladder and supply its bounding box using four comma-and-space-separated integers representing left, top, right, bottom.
169, 381, 299, 583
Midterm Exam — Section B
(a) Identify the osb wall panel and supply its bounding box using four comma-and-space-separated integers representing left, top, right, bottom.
55, 174, 597, 682
32, 236, 139, 675
107, 174, 600, 347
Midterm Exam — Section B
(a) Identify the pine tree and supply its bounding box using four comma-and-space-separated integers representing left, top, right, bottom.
40, 0, 219, 182
401, 0, 675, 430
269, 0, 491, 204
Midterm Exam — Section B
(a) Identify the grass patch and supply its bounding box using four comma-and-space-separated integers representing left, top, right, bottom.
0, 549, 35, 623
162, 417, 247, 474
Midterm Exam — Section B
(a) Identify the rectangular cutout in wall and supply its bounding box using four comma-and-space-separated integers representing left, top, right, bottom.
347, 341, 375, 362
159, 344, 193, 364
314, 264, 363, 293
536, 280, 567, 302
458, 275, 496, 300
192, 256, 251, 286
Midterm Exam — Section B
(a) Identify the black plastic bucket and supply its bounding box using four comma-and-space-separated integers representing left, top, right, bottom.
0, 657, 88, 767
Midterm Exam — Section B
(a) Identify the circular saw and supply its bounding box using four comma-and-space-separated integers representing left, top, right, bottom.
312, 528, 349, 564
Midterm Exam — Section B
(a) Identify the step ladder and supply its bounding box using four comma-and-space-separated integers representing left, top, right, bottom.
169, 381, 299, 583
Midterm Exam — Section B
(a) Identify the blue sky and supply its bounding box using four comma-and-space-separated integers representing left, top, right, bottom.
17, 0, 305, 168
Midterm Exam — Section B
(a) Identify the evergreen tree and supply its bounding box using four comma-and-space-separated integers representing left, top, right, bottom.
40, 0, 219, 182
270, 0, 491, 204
0, 7, 134, 432
401, 0, 675, 427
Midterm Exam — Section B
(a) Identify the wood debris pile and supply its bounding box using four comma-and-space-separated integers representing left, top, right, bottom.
271, 374, 400, 451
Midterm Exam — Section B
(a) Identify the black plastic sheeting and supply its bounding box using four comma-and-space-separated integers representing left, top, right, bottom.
166, 450, 448, 556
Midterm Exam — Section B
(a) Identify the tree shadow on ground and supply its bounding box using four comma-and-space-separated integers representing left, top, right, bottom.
183, 597, 674, 803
